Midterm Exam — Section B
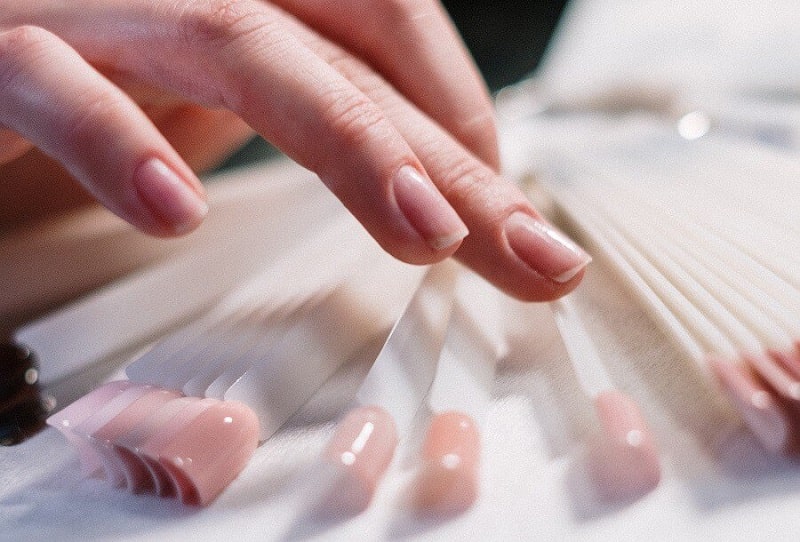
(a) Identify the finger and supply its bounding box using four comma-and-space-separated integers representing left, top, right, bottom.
0, 128, 32, 163
271, 12, 592, 300
145, 104, 256, 172
0, 26, 208, 236
27, 0, 469, 263
271, 0, 500, 170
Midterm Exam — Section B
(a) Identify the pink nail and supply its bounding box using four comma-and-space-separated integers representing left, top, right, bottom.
710, 356, 790, 454
321, 405, 398, 513
504, 211, 591, 282
414, 411, 480, 515
587, 391, 660, 501
133, 158, 208, 234
151, 400, 260, 506
393, 165, 468, 251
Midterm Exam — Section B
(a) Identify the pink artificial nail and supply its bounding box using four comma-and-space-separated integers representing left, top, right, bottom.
710, 356, 790, 454
132, 397, 217, 499
586, 391, 661, 501
115, 396, 201, 497
47, 380, 135, 475
322, 405, 398, 514
393, 165, 468, 251
746, 353, 800, 401
414, 411, 480, 515
133, 157, 208, 235
91, 388, 182, 493
503, 211, 591, 283
149, 400, 260, 506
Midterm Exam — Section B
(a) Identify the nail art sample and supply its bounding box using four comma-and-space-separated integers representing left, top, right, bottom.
144, 400, 259, 506
47, 380, 136, 473
321, 406, 398, 513
709, 357, 791, 454
1, 343, 52, 446
46, 381, 260, 506
586, 391, 661, 501
116, 396, 202, 497
414, 411, 480, 515
503, 211, 591, 283
90, 388, 182, 492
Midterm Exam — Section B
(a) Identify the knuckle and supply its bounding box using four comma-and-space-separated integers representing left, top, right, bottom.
321, 88, 390, 149
64, 92, 130, 151
0, 26, 57, 92
174, 0, 264, 51
455, 110, 498, 146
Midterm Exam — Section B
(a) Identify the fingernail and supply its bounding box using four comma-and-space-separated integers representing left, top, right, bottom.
133, 158, 208, 234
503, 211, 591, 282
588, 391, 661, 500
393, 165, 468, 251
321, 405, 397, 512
415, 411, 480, 515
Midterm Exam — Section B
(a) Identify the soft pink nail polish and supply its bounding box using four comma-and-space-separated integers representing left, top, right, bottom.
322, 405, 398, 513
503, 211, 591, 283
414, 411, 480, 515
133, 157, 208, 234
747, 353, 800, 400
91, 388, 182, 493
586, 391, 661, 501
710, 356, 790, 454
133, 397, 218, 500
115, 396, 204, 497
151, 400, 260, 506
393, 165, 468, 251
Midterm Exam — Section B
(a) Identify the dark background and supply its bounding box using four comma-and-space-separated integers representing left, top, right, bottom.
441, 0, 570, 91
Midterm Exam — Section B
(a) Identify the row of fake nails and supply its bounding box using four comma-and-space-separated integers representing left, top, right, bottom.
47, 378, 479, 514
47, 380, 259, 506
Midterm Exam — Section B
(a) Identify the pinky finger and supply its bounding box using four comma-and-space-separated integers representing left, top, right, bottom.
0, 26, 208, 236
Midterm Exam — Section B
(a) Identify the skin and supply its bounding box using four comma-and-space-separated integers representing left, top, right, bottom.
0, 0, 586, 301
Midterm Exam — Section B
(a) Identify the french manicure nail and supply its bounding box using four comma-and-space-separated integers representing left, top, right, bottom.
133, 157, 208, 234
393, 165, 468, 251
503, 211, 591, 282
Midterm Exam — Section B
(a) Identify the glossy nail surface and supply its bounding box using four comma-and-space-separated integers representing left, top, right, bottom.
587, 391, 661, 501
322, 405, 398, 513
152, 400, 260, 505
91, 388, 182, 492
710, 357, 790, 454
503, 211, 591, 283
414, 411, 480, 515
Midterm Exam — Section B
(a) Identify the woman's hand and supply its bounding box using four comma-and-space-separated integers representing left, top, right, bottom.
0, 0, 589, 301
